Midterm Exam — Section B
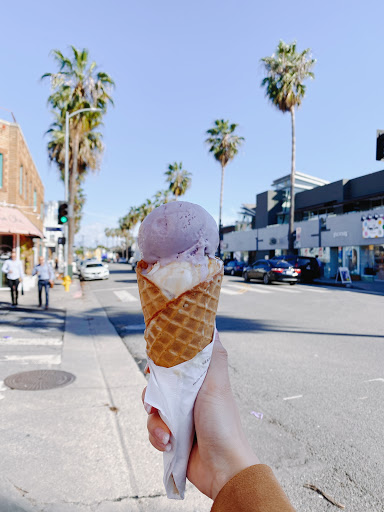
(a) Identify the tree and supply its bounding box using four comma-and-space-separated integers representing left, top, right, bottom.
153, 189, 172, 208
42, 46, 114, 264
165, 162, 192, 200
205, 120, 244, 252
261, 40, 315, 253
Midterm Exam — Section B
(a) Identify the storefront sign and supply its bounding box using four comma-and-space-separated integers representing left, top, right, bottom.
333, 231, 348, 238
336, 267, 352, 284
362, 215, 384, 239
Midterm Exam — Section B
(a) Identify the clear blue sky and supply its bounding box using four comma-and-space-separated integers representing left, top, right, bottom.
1, 0, 383, 245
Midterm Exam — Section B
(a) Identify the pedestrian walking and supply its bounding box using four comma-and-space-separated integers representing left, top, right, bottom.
32, 256, 55, 309
1, 250, 24, 307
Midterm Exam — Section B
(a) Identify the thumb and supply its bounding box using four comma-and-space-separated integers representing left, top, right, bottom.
201, 331, 231, 396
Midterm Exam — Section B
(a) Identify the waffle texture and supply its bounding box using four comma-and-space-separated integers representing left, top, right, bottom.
136, 259, 223, 368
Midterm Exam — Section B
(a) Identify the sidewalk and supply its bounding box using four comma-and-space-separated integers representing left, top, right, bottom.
0, 280, 211, 511
315, 277, 384, 294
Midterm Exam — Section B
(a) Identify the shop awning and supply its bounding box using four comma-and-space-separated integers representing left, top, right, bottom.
0, 206, 43, 238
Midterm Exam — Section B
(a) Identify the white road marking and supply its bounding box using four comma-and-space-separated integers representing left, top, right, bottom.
221, 287, 244, 295
114, 290, 138, 302
283, 395, 303, 400
364, 378, 384, 383
0, 354, 61, 365
0, 338, 62, 346
94, 286, 138, 292
0, 381, 6, 400
274, 286, 300, 293
227, 284, 271, 294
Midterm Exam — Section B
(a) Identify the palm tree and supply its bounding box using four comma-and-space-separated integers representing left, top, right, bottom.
42, 46, 114, 264
165, 162, 192, 200
261, 40, 315, 253
205, 120, 244, 252
153, 189, 172, 208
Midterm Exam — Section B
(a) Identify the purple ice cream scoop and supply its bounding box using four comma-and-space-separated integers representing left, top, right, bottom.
138, 201, 219, 266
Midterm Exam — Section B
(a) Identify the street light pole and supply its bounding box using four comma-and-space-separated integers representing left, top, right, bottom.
63, 107, 102, 277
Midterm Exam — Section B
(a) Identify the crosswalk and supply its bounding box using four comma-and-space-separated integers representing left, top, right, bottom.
222, 283, 329, 296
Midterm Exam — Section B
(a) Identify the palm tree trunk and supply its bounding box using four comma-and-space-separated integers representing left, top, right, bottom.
68, 130, 80, 265
218, 163, 225, 256
288, 106, 296, 254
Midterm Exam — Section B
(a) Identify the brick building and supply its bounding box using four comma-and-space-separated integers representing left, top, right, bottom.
0, 118, 44, 287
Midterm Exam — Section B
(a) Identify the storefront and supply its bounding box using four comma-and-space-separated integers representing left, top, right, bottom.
0, 206, 43, 289
223, 209, 384, 281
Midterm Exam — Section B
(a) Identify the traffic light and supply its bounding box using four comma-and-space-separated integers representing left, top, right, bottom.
58, 201, 69, 225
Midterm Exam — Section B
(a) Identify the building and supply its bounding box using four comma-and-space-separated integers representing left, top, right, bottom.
0, 118, 44, 287
223, 169, 384, 281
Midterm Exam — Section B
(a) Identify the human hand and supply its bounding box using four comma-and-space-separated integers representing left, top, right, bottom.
142, 331, 259, 500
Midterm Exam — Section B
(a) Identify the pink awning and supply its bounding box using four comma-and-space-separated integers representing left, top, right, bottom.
0, 206, 43, 238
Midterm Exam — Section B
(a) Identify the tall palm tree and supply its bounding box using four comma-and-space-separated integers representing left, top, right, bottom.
261, 40, 315, 253
42, 46, 114, 264
205, 120, 244, 251
165, 162, 192, 200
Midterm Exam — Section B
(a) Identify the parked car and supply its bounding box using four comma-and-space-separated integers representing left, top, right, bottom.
243, 259, 300, 285
224, 260, 247, 276
270, 255, 320, 282
80, 261, 109, 281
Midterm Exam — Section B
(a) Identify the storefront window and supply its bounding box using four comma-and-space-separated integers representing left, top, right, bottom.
374, 245, 384, 280
343, 246, 360, 275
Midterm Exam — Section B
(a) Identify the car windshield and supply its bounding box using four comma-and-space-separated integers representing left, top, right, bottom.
298, 258, 311, 265
271, 261, 292, 268
86, 263, 103, 268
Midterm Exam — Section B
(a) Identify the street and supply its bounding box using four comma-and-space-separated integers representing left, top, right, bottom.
0, 264, 383, 511
91, 263, 384, 510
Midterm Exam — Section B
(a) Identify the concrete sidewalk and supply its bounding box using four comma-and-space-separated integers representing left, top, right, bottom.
0, 280, 211, 511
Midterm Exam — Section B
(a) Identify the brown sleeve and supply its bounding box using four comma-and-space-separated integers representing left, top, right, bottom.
211, 464, 296, 512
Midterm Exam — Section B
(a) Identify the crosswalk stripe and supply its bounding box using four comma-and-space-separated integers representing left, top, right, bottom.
272, 286, 300, 293
227, 284, 271, 294
221, 287, 245, 295
0, 338, 62, 346
114, 290, 138, 302
0, 354, 61, 365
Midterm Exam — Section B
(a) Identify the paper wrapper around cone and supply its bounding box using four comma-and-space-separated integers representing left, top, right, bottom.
136, 259, 223, 368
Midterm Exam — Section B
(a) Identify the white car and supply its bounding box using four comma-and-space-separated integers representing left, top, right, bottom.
80, 261, 109, 281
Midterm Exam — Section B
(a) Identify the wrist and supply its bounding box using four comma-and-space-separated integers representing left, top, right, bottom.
211, 452, 260, 500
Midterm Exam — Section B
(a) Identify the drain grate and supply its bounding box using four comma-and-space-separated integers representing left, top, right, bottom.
4, 370, 76, 390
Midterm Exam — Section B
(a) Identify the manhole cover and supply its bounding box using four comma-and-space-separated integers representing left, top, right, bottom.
4, 370, 76, 390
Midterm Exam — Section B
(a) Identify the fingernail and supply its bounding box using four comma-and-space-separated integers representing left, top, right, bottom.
155, 428, 169, 445
144, 403, 152, 414
165, 443, 172, 452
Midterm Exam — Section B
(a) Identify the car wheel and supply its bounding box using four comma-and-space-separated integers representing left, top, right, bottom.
244, 272, 250, 282
231, 269, 235, 276
263, 273, 270, 285
289, 282, 296, 286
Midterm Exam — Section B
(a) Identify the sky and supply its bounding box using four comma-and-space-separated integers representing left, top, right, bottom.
1, 0, 384, 246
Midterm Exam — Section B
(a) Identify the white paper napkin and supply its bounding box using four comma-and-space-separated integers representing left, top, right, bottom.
144, 334, 215, 499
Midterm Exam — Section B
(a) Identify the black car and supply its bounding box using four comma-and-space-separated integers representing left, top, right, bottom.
270, 255, 320, 282
224, 260, 247, 276
243, 259, 300, 285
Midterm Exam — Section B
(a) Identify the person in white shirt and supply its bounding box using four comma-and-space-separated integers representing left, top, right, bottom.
2, 250, 24, 307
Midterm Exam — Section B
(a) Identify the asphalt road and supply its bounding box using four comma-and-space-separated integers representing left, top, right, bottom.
88, 263, 384, 511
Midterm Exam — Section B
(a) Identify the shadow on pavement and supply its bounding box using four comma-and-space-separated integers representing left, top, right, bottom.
216, 314, 384, 339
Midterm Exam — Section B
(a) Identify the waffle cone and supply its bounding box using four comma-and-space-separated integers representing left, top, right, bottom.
136, 259, 223, 367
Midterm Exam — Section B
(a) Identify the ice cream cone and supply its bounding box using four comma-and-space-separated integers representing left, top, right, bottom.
136, 259, 223, 367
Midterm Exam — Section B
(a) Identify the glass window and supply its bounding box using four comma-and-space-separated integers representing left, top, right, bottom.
25, 172, 27, 198
86, 263, 103, 268
0, 153, 3, 188
19, 165, 23, 195
33, 189, 37, 210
